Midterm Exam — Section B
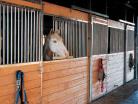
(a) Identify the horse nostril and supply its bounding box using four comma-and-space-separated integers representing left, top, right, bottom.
53, 40, 57, 43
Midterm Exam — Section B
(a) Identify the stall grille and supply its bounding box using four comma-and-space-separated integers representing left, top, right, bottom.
0, 3, 43, 65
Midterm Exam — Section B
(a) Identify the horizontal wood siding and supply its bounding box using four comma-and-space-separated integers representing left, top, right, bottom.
0, 62, 41, 104
42, 57, 89, 104
0, 57, 89, 104
106, 52, 124, 92
92, 54, 107, 100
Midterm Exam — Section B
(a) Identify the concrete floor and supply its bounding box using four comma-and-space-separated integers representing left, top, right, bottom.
91, 80, 138, 104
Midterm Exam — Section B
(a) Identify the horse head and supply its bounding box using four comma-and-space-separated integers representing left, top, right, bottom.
43, 29, 69, 61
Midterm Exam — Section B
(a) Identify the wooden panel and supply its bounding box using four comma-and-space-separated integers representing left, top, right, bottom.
1, 0, 42, 10
106, 52, 124, 93
0, 57, 88, 104
43, 2, 88, 22
42, 57, 89, 104
0, 62, 41, 104
108, 19, 124, 30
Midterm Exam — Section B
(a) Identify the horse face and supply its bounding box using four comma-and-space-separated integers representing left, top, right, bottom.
48, 30, 69, 58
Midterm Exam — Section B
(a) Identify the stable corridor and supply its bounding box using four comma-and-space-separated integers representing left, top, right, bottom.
92, 80, 138, 104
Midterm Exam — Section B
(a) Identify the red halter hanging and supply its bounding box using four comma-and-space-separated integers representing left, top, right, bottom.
97, 58, 105, 92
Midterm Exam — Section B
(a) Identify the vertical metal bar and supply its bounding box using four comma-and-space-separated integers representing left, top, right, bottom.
65, 20, 67, 48
40, 12, 43, 62
0, 4, 1, 65
14, 7, 16, 63
38, 12, 41, 61
52, 16, 55, 30
27, 9, 30, 62
21, 8, 23, 63
2, 5, 5, 64
75, 21, 78, 57
10, 6, 13, 64
67, 20, 70, 55
6, 5, 9, 64
24, 8, 27, 62
81, 22, 85, 57
79, 22, 81, 57
17, 8, 20, 63
30, 10, 33, 62
36, 11, 38, 61
72, 21, 75, 57
70, 20, 72, 56
33, 11, 36, 61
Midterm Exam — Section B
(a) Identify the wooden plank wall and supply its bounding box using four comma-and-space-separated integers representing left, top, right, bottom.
42, 57, 89, 104
0, 62, 41, 104
92, 54, 107, 100
0, 57, 89, 104
106, 52, 124, 92
126, 51, 134, 82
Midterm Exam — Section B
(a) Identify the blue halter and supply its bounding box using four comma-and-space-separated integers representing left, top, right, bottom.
15, 70, 28, 104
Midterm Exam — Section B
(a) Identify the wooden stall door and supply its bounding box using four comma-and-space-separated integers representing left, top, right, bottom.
92, 17, 108, 100
125, 25, 135, 82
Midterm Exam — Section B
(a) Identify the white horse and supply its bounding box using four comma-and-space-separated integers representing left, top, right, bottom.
43, 29, 69, 61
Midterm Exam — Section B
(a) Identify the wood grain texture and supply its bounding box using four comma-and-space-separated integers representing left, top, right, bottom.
0, 57, 88, 104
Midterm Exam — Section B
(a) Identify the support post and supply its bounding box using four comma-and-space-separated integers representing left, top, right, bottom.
134, 16, 138, 79
88, 14, 93, 103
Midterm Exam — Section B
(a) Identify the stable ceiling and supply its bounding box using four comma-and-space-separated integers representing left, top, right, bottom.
43, 0, 138, 22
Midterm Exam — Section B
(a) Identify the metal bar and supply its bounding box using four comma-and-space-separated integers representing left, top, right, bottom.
82, 22, 85, 57
20, 8, 23, 63
10, 6, 13, 64
30, 10, 33, 62
27, 9, 30, 62
6, 5, 9, 64
14, 7, 16, 63
79, 22, 81, 57
24, 8, 27, 62
67, 20, 70, 55
40, 12, 43, 61
17, 7, 20, 63
33, 11, 36, 61
75, 21, 78, 57
38, 12, 41, 61
72, 21, 75, 57
2, 5, 5, 64
35, 11, 38, 61
64, 20, 67, 48
0, 4, 1, 64
69, 20, 72, 56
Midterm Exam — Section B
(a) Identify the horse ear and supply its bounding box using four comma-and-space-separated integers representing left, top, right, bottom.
49, 29, 54, 35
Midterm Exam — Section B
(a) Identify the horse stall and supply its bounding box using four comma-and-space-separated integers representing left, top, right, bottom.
0, 1, 43, 104
0, 1, 90, 104
125, 25, 135, 82
92, 16, 108, 99
106, 20, 125, 92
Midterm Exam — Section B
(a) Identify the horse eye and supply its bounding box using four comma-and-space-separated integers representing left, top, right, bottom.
53, 40, 57, 43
